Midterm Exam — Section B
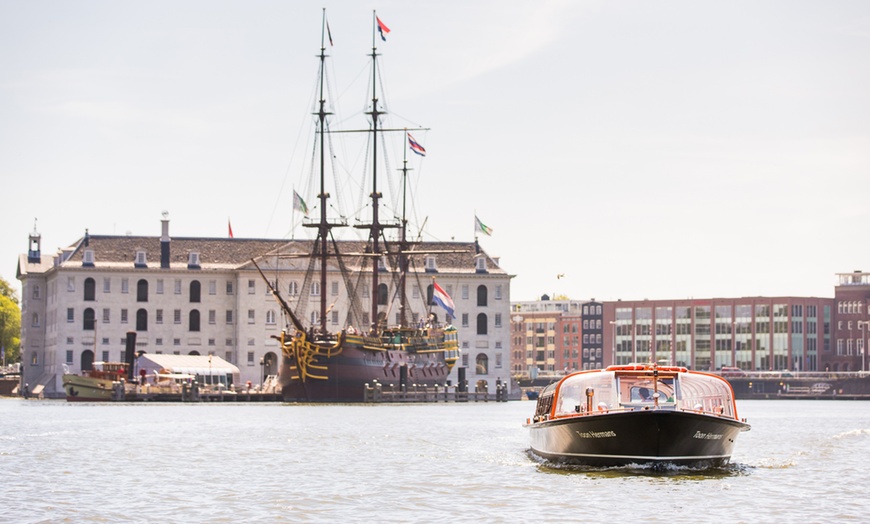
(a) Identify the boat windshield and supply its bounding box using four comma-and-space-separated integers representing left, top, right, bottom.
550, 370, 737, 418
552, 371, 617, 416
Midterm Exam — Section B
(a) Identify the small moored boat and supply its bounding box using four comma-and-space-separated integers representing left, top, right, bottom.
526, 364, 751, 468
63, 362, 129, 402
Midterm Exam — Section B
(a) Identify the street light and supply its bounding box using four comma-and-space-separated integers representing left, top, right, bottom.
858, 321, 868, 374
609, 320, 616, 367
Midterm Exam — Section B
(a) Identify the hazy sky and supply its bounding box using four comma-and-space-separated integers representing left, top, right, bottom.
2, 1, 869, 302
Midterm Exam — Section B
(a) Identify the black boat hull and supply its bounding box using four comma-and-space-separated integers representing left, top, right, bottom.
529, 409, 749, 468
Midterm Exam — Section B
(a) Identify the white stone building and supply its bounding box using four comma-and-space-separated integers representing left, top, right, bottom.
16, 218, 513, 398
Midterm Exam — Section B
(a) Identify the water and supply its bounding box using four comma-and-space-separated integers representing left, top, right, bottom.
1, 398, 868, 523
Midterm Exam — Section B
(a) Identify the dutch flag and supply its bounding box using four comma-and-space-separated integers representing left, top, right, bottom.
408, 133, 426, 156
433, 281, 455, 319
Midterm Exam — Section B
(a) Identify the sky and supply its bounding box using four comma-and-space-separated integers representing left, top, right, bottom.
2, 0, 870, 303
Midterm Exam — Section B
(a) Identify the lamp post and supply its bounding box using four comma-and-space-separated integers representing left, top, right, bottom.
609, 320, 616, 367
858, 321, 868, 374
259, 356, 265, 388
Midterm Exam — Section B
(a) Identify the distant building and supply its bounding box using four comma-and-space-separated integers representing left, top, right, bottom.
511, 273, 870, 379
16, 217, 512, 398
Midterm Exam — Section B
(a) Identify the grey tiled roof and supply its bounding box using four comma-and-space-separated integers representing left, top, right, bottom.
43, 234, 506, 274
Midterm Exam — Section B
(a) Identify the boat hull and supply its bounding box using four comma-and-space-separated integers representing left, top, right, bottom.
280, 340, 451, 402
62, 374, 118, 402
529, 409, 749, 468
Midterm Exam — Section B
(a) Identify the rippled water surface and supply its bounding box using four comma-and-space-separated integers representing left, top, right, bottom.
2, 398, 868, 523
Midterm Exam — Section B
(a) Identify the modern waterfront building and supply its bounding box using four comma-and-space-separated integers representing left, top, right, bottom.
511, 273, 870, 379
16, 218, 513, 398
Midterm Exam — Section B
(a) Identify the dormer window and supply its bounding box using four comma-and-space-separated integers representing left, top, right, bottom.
425, 256, 437, 273
378, 256, 388, 272
188, 252, 201, 269
135, 250, 147, 268
83, 249, 95, 267
475, 256, 488, 273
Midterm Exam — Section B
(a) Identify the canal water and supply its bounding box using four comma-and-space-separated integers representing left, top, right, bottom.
2, 398, 868, 522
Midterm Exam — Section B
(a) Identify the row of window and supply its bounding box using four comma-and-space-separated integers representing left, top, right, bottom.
63, 277, 504, 307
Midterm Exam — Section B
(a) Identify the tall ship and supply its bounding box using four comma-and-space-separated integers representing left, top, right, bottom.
256, 11, 461, 402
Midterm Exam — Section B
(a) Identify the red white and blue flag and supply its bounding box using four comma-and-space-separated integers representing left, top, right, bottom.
408, 133, 426, 156
376, 16, 390, 41
432, 281, 455, 319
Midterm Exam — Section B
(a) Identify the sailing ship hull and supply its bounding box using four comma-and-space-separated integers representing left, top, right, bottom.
279, 338, 453, 402
62, 373, 118, 402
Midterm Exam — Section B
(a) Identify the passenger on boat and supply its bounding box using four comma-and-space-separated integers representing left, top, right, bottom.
638, 387, 653, 402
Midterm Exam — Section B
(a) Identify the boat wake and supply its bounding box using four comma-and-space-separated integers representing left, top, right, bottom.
525, 449, 749, 478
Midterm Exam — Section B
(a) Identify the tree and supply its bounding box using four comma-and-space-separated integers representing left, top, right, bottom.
0, 277, 21, 365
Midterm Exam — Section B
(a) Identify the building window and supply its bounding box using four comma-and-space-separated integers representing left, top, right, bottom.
209, 280, 216, 295
174, 279, 182, 295
425, 256, 437, 272
190, 281, 201, 303
248, 310, 255, 324
266, 310, 276, 325
137, 279, 148, 302
66, 350, 73, 364
378, 283, 388, 306
121, 278, 129, 294
226, 280, 234, 295
311, 282, 320, 296
462, 313, 469, 327
477, 286, 488, 307
136, 309, 148, 331
121, 309, 128, 324
248, 351, 255, 365
495, 313, 502, 328
189, 310, 201, 332
477, 313, 488, 335
156, 279, 164, 294
102, 308, 110, 323
83, 308, 95, 330
67, 277, 75, 292
208, 310, 216, 324
248, 280, 256, 294
156, 309, 163, 324
289, 282, 299, 296
226, 310, 234, 324
173, 309, 181, 324
103, 278, 111, 293
476, 353, 489, 375
461, 285, 469, 300
67, 308, 74, 323
331, 281, 339, 296
135, 250, 147, 267
84, 278, 96, 301
495, 285, 502, 300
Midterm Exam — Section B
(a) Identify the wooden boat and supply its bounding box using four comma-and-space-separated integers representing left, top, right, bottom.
254, 10, 461, 402
62, 362, 128, 402
526, 364, 751, 468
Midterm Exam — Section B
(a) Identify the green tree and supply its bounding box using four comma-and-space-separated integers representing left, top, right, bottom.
0, 277, 21, 365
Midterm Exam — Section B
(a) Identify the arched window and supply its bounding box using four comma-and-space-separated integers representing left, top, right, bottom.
84, 278, 96, 301
378, 283, 389, 306
81, 350, 94, 371
426, 284, 435, 306
137, 279, 148, 302
189, 310, 200, 332
136, 309, 148, 331
83, 308, 95, 330
190, 280, 201, 303
477, 313, 488, 335
476, 353, 489, 375
477, 285, 488, 307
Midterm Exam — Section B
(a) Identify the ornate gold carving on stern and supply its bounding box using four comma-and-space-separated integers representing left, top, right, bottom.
279, 330, 344, 382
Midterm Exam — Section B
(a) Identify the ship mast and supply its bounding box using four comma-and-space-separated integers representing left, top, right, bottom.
302, 8, 343, 336
355, 10, 401, 334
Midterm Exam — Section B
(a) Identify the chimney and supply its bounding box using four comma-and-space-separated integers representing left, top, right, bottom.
160, 211, 170, 269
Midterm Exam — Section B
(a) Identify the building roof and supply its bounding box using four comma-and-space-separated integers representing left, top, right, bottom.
23, 232, 508, 276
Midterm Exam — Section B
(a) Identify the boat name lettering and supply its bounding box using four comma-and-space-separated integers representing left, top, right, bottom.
575, 430, 616, 439
693, 431, 723, 440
